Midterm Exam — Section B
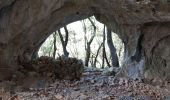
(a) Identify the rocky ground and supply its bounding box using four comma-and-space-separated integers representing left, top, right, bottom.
0, 67, 170, 100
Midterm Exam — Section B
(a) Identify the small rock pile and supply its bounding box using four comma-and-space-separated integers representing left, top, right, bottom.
31, 56, 84, 81
0, 56, 84, 93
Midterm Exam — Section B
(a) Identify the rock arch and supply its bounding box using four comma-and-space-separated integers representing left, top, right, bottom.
0, 0, 170, 81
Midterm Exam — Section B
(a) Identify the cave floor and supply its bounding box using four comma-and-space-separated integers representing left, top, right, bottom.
0, 68, 170, 100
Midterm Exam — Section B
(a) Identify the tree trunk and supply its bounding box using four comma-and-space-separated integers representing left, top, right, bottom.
84, 18, 96, 67
85, 44, 91, 67
104, 48, 111, 67
102, 25, 106, 69
58, 26, 69, 57
63, 26, 69, 57
107, 28, 119, 67
53, 32, 57, 58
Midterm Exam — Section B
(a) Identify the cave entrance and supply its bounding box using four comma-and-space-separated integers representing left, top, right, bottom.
38, 16, 125, 69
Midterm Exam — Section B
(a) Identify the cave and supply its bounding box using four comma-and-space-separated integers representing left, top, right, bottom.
0, 0, 170, 82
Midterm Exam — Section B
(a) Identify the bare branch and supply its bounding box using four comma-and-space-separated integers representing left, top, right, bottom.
94, 43, 103, 67
88, 18, 96, 44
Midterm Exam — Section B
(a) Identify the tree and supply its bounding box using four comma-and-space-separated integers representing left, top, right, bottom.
102, 26, 106, 68
53, 32, 57, 58
102, 25, 111, 69
69, 31, 80, 58
83, 17, 96, 67
58, 26, 69, 57
107, 27, 119, 67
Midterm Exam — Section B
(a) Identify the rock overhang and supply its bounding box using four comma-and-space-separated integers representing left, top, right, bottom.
0, 0, 170, 81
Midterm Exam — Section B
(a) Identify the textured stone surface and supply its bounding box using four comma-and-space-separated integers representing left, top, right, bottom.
0, 0, 170, 82
31, 56, 84, 80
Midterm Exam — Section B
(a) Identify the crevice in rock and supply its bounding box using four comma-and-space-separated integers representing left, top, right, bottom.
151, 35, 170, 55
142, 22, 170, 81
131, 33, 144, 62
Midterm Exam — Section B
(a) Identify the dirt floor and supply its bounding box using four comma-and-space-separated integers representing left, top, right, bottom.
0, 67, 170, 100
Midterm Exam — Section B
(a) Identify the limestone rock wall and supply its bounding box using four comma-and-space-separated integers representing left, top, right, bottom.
0, 0, 170, 81
142, 22, 170, 81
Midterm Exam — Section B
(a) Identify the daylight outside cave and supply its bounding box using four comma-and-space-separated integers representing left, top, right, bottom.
38, 16, 124, 68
